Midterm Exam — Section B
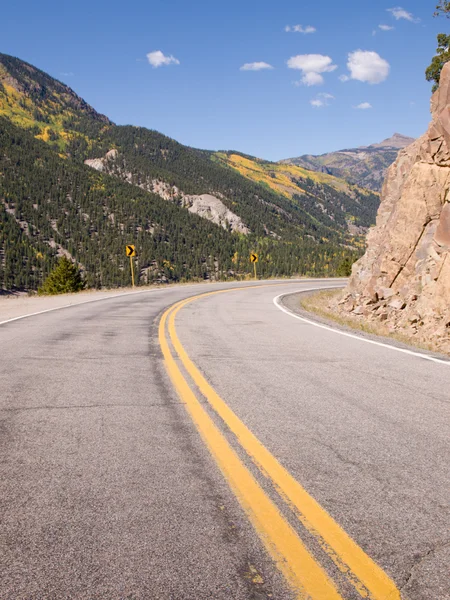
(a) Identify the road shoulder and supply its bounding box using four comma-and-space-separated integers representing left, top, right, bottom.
278, 289, 450, 364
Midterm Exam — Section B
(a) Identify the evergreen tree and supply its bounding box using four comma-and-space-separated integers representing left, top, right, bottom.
426, 34, 450, 92
434, 1, 450, 17
426, 3, 450, 91
38, 257, 84, 295
336, 257, 355, 277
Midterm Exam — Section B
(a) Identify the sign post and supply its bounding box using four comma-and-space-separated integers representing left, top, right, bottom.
250, 252, 258, 280
126, 245, 137, 287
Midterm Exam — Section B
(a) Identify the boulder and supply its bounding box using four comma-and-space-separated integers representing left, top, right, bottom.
388, 298, 407, 310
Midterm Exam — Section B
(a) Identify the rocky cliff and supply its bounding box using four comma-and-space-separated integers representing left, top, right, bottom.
334, 62, 450, 354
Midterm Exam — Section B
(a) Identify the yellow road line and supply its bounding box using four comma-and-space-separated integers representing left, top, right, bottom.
167, 289, 401, 600
159, 301, 343, 600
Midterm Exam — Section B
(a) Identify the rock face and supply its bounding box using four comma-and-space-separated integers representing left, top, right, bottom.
184, 194, 249, 234
334, 62, 450, 354
84, 149, 118, 171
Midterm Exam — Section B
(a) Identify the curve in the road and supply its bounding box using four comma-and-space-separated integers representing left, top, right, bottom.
274, 291, 450, 367
160, 286, 401, 600
160, 291, 342, 600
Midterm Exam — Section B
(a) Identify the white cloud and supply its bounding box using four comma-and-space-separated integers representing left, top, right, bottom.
379, 24, 395, 31
339, 74, 350, 82
147, 50, 180, 68
240, 62, 274, 71
302, 72, 324, 86
285, 24, 316, 34
60, 72, 74, 77
310, 92, 335, 108
387, 7, 420, 22
287, 54, 337, 73
355, 102, 373, 110
346, 50, 390, 84
287, 54, 337, 86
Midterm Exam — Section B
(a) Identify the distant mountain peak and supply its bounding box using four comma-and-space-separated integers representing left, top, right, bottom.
368, 133, 415, 149
279, 133, 416, 191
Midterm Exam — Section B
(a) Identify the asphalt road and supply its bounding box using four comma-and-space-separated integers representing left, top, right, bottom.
1, 280, 449, 600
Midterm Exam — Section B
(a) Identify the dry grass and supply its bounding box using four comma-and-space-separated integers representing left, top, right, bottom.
299, 289, 439, 354
300, 290, 386, 335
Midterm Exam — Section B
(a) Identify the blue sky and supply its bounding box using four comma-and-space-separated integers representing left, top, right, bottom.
2, 0, 446, 160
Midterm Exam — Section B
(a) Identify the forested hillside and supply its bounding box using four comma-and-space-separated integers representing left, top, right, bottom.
1, 117, 358, 289
213, 151, 379, 235
0, 53, 370, 291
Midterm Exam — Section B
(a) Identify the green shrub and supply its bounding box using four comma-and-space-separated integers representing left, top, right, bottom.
38, 257, 84, 295
336, 257, 354, 277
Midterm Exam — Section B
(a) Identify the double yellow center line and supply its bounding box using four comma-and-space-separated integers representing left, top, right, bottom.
159, 287, 401, 600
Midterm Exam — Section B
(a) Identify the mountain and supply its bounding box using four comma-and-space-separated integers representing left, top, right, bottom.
279, 133, 415, 192
213, 151, 379, 235
0, 116, 238, 290
0, 53, 377, 290
331, 63, 450, 355
369, 133, 415, 149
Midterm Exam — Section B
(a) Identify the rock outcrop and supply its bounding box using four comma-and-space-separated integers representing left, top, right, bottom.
84, 149, 118, 171
333, 62, 450, 354
84, 152, 249, 234
183, 194, 249, 234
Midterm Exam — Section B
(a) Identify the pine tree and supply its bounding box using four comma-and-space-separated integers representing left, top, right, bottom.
336, 257, 355, 277
426, 34, 450, 92
434, 1, 450, 17
38, 257, 84, 295
426, 3, 450, 91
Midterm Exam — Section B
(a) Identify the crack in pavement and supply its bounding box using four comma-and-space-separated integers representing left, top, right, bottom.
399, 540, 450, 593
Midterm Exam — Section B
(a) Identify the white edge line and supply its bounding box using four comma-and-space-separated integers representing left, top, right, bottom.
0, 279, 343, 328
0, 288, 163, 327
273, 289, 450, 367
